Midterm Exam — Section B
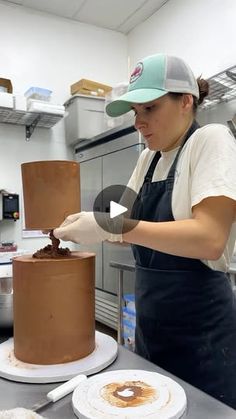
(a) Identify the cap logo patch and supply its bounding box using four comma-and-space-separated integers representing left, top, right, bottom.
130, 62, 143, 83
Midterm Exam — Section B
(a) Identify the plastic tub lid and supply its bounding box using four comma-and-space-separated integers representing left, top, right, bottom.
24, 87, 52, 97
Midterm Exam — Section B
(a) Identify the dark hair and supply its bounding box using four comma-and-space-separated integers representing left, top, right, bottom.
168, 77, 209, 113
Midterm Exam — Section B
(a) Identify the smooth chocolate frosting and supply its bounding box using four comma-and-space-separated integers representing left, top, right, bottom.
21, 161, 80, 230
13, 252, 96, 365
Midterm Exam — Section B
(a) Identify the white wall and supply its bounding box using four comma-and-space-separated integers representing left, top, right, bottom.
127, 0, 236, 78
0, 1, 128, 251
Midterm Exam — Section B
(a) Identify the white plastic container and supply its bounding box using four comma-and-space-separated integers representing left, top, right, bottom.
24, 86, 52, 101
27, 99, 65, 114
0, 92, 14, 109
123, 293, 136, 313
123, 319, 135, 352
104, 82, 133, 129
64, 94, 108, 145
13, 94, 27, 112
123, 319, 135, 338
123, 333, 135, 351
123, 307, 136, 327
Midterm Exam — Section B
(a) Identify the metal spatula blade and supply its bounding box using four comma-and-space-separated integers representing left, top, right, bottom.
31, 374, 87, 412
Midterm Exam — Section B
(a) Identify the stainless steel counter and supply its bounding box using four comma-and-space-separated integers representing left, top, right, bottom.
110, 261, 135, 344
111, 260, 236, 347
0, 331, 235, 418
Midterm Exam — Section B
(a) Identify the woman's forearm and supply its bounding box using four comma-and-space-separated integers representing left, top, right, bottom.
123, 196, 236, 260
123, 218, 224, 260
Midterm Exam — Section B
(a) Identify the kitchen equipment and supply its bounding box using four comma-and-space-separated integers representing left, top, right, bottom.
0, 331, 117, 383
75, 123, 144, 329
64, 94, 107, 145
0, 242, 17, 252
0, 264, 13, 328
227, 113, 236, 138
0, 250, 31, 328
72, 369, 187, 419
0, 192, 19, 221
32, 374, 87, 412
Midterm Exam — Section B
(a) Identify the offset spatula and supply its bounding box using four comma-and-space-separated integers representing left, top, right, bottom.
31, 374, 87, 412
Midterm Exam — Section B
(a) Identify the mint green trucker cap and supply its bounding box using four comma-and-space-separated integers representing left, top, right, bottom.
106, 54, 199, 117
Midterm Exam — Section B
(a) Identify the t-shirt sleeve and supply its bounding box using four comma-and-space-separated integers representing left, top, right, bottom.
126, 163, 139, 192
190, 124, 236, 207
126, 148, 151, 193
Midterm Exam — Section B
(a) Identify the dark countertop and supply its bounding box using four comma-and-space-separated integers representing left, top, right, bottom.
0, 330, 235, 418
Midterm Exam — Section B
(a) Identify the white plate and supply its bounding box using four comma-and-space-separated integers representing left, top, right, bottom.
72, 369, 187, 419
0, 331, 118, 383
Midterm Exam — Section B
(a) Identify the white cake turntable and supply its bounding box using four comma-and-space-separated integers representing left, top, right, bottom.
0, 331, 118, 383
72, 369, 187, 419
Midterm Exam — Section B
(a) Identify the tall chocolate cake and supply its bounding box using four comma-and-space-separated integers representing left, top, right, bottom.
13, 161, 96, 365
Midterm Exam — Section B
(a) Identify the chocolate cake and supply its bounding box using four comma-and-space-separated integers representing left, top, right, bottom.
13, 251, 95, 364
13, 160, 96, 365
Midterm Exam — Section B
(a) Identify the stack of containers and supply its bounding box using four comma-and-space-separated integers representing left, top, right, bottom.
122, 294, 136, 352
24, 87, 65, 115
104, 82, 133, 129
24, 87, 52, 101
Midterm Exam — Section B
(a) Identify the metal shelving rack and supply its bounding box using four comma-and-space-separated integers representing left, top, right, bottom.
0, 107, 64, 140
200, 64, 236, 110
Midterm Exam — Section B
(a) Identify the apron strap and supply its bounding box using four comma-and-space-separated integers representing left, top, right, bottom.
167, 120, 200, 179
144, 151, 161, 183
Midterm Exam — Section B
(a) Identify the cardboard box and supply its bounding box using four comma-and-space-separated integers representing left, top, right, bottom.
70, 78, 112, 97
0, 78, 13, 93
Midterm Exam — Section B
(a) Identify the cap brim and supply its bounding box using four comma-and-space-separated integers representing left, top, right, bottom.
106, 88, 167, 117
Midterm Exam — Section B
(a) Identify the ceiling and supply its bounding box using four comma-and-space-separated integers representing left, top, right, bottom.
1, 0, 169, 34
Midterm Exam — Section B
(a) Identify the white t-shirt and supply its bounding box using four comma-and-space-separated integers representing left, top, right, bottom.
127, 124, 236, 272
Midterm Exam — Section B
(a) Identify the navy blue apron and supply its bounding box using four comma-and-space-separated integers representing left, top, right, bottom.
131, 121, 236, 409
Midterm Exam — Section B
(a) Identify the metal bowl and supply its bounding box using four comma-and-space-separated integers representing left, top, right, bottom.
0, 276, 13, 328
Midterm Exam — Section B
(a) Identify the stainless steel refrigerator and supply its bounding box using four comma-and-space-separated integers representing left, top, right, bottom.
75, 124, 145, 329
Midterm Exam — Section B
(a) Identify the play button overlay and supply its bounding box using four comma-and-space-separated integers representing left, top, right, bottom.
93, 184, 139, 234
110, 201, 127, 218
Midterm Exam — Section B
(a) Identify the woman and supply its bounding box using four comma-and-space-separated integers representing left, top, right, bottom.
54, 54, 236, 408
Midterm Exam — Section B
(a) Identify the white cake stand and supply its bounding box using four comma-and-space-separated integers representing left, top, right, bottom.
0, 331, 118, 383
72, 369, 187, 419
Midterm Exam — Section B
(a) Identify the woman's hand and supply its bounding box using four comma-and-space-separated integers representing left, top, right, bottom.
53, 212, 123, 245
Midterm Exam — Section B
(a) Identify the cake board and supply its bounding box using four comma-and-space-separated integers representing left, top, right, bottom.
0, 331, 118, 383
72, 369, 187, 419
